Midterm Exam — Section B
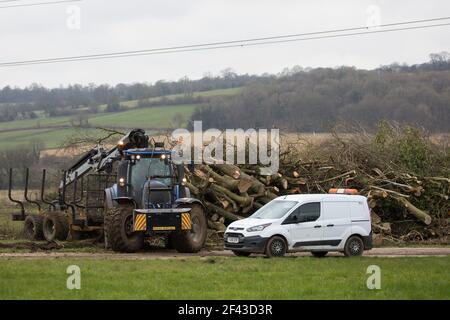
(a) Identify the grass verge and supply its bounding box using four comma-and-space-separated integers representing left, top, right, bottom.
0, 256, 448, 299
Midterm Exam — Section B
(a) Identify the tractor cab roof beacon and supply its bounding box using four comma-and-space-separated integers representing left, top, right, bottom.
224, 188, 373, 257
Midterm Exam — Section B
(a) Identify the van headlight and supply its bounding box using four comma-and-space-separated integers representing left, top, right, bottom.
247, 223, 271, 232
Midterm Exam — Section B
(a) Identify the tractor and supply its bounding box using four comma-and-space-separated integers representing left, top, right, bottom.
8, 129, 207, 253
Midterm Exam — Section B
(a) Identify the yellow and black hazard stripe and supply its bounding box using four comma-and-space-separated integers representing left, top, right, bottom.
134, 214, 147, 231
181, 213, 191, 230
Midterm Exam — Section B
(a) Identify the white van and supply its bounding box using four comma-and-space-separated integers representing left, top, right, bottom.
224, 193, 372, 257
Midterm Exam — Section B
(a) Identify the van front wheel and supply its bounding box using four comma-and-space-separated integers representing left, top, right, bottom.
265, 236, 287, 257
344, 236, 364, 257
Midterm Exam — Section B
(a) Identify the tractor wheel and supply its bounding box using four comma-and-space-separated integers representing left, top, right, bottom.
172, 204, 207, 253
104, 206, 144, 253
23, 214, 44, 240
43, 212, 69, 241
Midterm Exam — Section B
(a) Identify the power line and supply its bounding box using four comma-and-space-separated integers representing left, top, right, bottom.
0, 0, 81, 9
3, 16, 450, 65
1, 18, 450, 67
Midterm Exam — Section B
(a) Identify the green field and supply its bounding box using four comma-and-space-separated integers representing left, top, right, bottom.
0, 127, 105, 149
0, 87, 241, 150
0, 256, 448, 299
98, 87, 241, 110
0, 104, 201, 149
0, 115, 72, 131
89, 104, 200, 128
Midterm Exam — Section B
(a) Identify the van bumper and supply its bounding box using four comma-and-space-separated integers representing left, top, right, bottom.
363, 232, 373, 250
223, 233, 268, 253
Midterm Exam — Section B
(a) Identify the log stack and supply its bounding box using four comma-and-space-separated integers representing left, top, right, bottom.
184, 158, 449, 244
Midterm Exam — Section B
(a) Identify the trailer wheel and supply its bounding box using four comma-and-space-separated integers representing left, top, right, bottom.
43, 212, 69, 241
173, 204, 207, 253
105, 206, 144, 253
23, 214, 44, 240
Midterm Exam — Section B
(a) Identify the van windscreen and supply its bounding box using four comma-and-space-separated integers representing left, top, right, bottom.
250, 200, 298, 219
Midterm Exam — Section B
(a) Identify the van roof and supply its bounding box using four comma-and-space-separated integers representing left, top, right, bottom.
275, 194, 367, 202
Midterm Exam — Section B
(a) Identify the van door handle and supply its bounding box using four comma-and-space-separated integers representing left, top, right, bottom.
314, 225, 322, 228
327, 224, 334, 227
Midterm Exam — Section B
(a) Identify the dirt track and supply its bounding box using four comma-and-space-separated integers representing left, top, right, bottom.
0, 247, 449, 260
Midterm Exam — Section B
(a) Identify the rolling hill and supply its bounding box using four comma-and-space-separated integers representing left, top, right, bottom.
0, 87, 241, 150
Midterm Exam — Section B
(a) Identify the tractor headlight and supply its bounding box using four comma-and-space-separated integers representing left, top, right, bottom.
161, 154, 166, 160
246, 223, 271, 232
119, 177, 125, 187
182, 177, 187, 185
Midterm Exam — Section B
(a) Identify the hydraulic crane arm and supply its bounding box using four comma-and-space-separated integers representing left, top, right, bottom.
59, 129, 149, 189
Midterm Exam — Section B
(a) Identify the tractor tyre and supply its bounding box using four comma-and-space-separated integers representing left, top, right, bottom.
172, 204, 207, 253
105, 206, 144, 253
23, 214, 44, 240
43, 212, 69, 241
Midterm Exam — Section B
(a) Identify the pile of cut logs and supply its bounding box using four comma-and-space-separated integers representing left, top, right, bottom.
185, 161, 449, 244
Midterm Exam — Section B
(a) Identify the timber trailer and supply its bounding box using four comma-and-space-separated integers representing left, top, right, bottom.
8, 129, 207, 253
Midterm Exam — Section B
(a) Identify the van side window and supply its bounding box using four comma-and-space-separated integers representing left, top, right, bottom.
283, 202, 321, 224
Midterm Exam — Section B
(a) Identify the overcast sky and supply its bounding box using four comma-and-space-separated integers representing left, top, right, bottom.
1, 0, 450, 88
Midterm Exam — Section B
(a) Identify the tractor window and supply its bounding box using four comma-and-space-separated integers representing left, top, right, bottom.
131, 157, 172, 189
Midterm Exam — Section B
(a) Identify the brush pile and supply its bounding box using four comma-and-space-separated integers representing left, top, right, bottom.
185, 123, 450, 244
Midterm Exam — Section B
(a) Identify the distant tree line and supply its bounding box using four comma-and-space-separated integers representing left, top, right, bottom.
190, 53, 450, 132
0, 70, 260, 122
